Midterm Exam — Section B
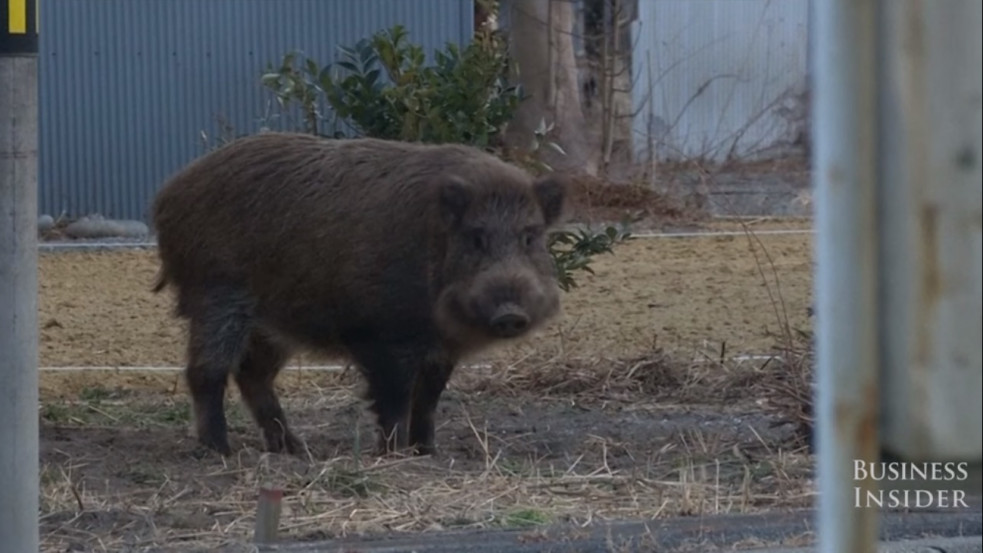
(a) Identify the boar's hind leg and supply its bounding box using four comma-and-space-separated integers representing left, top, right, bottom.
234, 332, 302, 454
185, 287, 254, 456
409, 359, 455, 456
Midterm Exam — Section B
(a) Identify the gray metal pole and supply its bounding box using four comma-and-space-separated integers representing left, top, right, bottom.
812, 0, 881, 551
0, 0, 41, 549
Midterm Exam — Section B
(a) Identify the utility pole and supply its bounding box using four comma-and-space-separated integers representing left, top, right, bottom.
0, 0, 40, 550
812, 2, 881, 549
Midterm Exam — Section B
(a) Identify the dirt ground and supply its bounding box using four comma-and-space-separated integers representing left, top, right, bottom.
40, 381, 814, 551
37, 220, 816, 552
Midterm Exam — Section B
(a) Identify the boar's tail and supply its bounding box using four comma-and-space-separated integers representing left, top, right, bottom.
152, 269, 169, 293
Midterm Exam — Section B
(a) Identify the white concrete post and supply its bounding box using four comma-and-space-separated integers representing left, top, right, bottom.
0, 0, 41, 550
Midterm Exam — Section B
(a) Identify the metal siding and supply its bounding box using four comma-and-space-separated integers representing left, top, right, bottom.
39, 0, 473, 222
631, 0, 810, 162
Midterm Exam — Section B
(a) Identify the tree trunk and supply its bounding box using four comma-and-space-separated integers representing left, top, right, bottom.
502, 0, 597, 175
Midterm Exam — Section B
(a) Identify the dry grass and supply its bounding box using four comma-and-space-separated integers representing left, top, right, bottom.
38, 349, 817, 552
38, 230, 815, 368
41, 452, 811, 551
733, 219, 816, 451
756, 328, 815, 451
37, 221, 818, 551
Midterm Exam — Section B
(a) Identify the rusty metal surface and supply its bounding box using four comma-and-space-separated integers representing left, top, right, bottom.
876, 0, 983, 465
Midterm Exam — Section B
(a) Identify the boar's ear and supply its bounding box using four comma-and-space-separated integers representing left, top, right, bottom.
532, 175, 568, 226
439, 176, 473, 227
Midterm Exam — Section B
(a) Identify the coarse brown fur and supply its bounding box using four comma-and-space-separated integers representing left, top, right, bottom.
151, 132, 568, 457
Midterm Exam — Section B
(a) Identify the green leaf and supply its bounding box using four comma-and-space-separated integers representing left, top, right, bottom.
307, 60, 322, 78
336, 60, 360, 74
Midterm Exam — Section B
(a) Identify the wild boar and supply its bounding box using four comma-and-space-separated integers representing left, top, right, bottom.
151, 132, 568, 456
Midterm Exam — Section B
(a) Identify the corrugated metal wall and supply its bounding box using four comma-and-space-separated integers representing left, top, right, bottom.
39, 0, 473, 222
630, 0, 810, 162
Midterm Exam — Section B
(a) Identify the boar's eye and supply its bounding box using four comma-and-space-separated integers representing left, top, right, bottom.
521, 227, 542, 248
468, 228, 489, 251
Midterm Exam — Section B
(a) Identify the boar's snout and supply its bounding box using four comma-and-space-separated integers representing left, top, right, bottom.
436, 263, 560, 348
467, 269, 557, 340
489, 304, 531, 338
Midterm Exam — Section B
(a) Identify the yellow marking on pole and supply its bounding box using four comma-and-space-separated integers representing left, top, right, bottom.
8, 0, 27, 33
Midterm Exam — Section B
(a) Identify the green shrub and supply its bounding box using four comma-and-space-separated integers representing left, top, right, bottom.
260, 52, 326, 135
550, 220, 636, 292
260, 24, 633, 292
261, 24, 521, 148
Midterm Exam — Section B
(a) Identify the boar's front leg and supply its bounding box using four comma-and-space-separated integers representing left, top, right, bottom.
409, 356, 455, 456
346, 339, 418, 455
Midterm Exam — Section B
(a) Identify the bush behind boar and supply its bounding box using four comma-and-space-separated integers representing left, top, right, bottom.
152, 132, 568, 456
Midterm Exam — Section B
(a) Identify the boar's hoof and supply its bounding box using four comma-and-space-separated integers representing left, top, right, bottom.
376, 424, 413, 456
195, 437, 232, 458
265, 430, 303, 455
